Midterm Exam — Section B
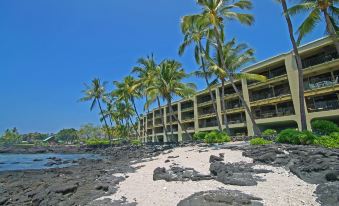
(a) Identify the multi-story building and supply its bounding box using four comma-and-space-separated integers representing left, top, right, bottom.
138, 37, 339, 143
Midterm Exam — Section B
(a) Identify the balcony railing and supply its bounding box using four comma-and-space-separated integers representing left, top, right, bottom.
251, 87, 290, 102
302, 52, 338, 68
199, 109, 215, 116
182, 115, 194, 120
199, 121, 218, 128
254, 108, 294, 119
228, 119, 245, 124
308, 100, 339, 113
305, 76, 339, 90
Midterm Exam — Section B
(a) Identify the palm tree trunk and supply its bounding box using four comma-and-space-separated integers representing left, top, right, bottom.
131, 97, 141, 122
129, 117, 141, 139
212, 26, 261, 136
97, 99, 113, 145
198, 41, 223, 132
323, 9, 339, 54
167, 98, 174, 142
281, 0, 307, 131
221, 79, 230, 134
157, 96, 168, 140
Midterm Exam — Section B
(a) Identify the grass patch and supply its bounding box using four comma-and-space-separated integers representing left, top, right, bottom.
250, 137, 272, 145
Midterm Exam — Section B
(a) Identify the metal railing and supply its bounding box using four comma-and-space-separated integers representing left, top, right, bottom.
302, 52, 338, 68
254, 108, 294, 119
308, 100, 339, 112
305, 76, 339, 90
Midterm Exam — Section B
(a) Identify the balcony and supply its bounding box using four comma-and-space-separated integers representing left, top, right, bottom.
182, 122, 195, 131
225, 113, 246, 125
250, 84, 291, 102
248, 66, 287, 86
197, 93, 216, 105
181, 101, 194, 111
302, 51, 338, 69
254, 108, 294, 119
199, 117, 218, 128
305, 76, 339, 90
307, 100, 339, 113
224, 99, 242, 110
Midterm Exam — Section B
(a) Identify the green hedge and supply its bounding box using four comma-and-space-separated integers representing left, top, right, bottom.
204, 131, 231, 144
131, 139, 142, 146
250, 138, 272, 145
193, 132, 208, 141
312, 120, 339, 135
262, 129, 277, 136
276, 129, 316, 145
85, 138, 110, 146
314, 132, 339, 149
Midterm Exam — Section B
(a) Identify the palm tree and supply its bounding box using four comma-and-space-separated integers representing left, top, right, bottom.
148, 60, 196, 141
193, 0, 261, 135
79, 78, 113, 142
113, 76, 141, 122
179, 15, 223, 132
132, 55, 167, 138
288, 0, 339, 53
208, 39, 266, 135
277, 0, 308, 131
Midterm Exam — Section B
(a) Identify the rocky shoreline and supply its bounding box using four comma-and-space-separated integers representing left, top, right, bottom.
0, 145, 174, 205
0, 143, 338, 205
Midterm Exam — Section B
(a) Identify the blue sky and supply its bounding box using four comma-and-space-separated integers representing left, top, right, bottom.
0, 0, 324, 134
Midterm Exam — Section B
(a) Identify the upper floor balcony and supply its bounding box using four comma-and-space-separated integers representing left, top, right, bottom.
252, 101, 295, 119
197, 92, 216, 106
181, 100, 194, 111
247, 65, 287, 87
182, 111, 194, 121
304, 73, 339, 90
250, 83, 291, 102
224, 112, 246, 125
302, 48, 338, 69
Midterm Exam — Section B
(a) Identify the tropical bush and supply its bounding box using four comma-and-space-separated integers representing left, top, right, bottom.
276, 129, 316, 145
204, 131, 231, 144
311, 120, 339, 135
193, 132, 208, 141
262, 129, 277, 136
314, 133, 339, 149
131, 139, 142, 146
250, 137, 272, 145
85, 138, 110, 147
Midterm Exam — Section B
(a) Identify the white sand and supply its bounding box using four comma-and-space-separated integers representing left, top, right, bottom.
97, 145, 319, 206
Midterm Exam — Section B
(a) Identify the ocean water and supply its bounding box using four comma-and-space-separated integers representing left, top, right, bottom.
0, 153, 99, 172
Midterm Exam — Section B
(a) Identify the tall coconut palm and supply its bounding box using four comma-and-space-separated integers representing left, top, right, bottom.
277, 0, 308, 131
208, 39, 266, 135
288, 0, 339, 53
133, 55, 170, 139
148, 60, 196, 141
179, 15, 223, 132
79, 78, 113, 143
192, 0, 259, 134
113, 76, 141, 122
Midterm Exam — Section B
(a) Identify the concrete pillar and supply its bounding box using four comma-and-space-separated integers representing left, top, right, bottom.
285, 53, 310, 130
178, 103, 183, 142
163, 107, 167, 142
241, 79, 254, 136
152, 111, 155, 142
193, 97, 199, 132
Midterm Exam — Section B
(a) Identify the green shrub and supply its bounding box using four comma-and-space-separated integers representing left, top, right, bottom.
262, 129, 277, 136
314, 134, 339, 149
85, 138, 110, 146
204, 131, 231, 144
193, 132, 207, 141
250, 137, 272, 145
276, 129, 315, 145
131, 139, 142, 146
311, 120, 339, 135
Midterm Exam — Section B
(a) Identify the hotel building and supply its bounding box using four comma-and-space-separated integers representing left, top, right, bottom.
138, 37, 339, 143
